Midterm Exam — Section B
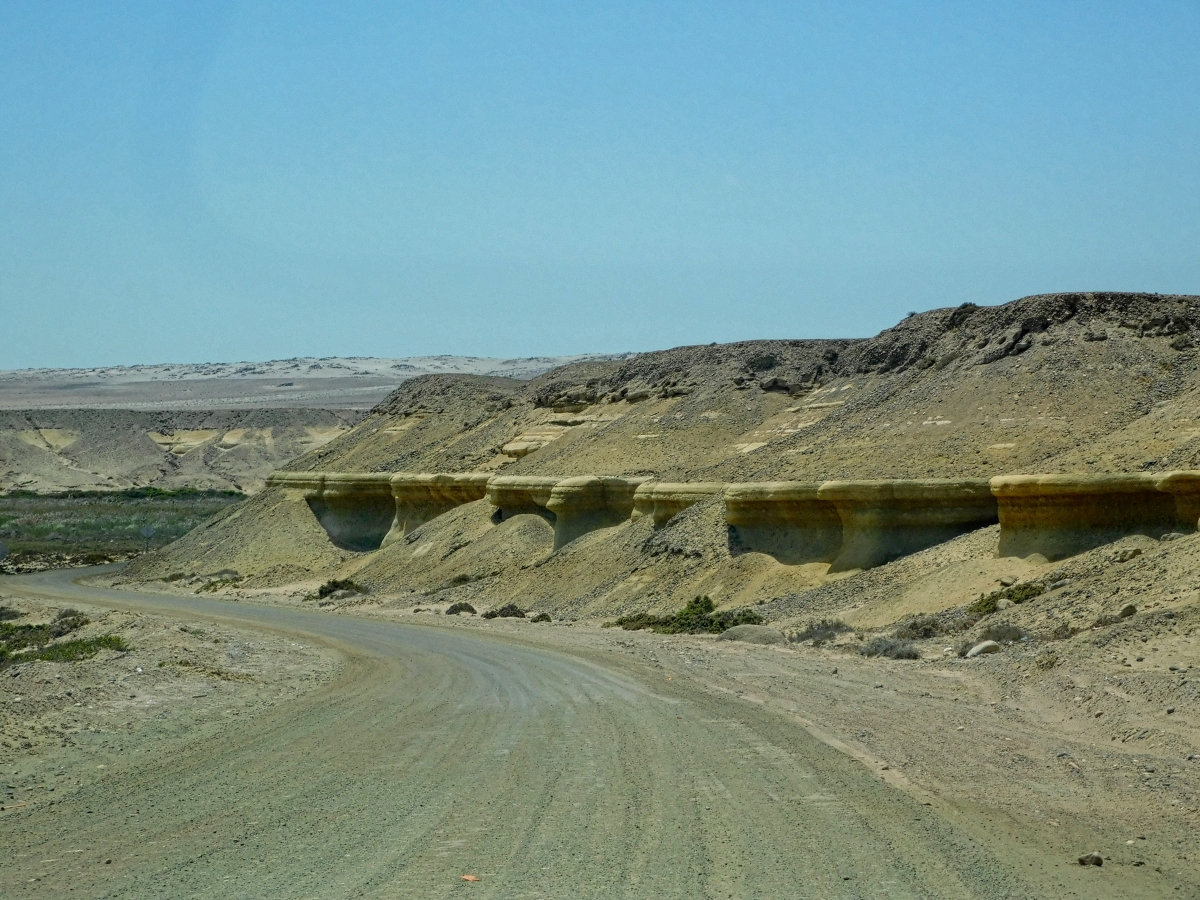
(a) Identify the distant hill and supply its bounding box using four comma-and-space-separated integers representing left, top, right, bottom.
0, 354, 627, 492
0, 354, 628, 411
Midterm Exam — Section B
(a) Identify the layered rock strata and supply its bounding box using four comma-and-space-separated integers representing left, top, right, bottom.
384, 473, 492, 547
724, 483, 842, 565
485, 476, 562, 522
991, 473, 1195, 561
817, 479, 998, 572
632, 482, 726, 528
546, 476, 653, 550
270, 468, 1200, 569
269, 472, 396, 552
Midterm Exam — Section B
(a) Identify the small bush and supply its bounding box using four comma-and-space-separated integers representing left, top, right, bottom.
892, 615, 945, 641
317, 579, 365, 599
482, 603, 526, 619
970, 582, 1044, 616
445, 601, 477, 616
0, 606, 21, 622
1047, 621, 1082, 641
862, 637, 920, 660
978, 623, 1025, 644
530, 612, 551, 623
197, 578, 240, 593
608, 596, 764, 635
790, 618, 851, 644
1035, 649, 1059, 670
38, 635, 129, 662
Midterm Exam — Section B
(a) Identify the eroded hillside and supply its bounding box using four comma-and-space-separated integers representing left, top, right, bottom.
122, 292, 1200, 619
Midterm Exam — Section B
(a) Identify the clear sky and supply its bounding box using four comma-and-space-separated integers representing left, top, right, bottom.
3, 1, 1198, 368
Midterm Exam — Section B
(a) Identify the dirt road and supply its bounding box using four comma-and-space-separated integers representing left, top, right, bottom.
2, 570, 1161, 899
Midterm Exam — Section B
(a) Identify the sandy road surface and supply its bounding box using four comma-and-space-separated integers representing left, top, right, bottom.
2, 571, 1152, 899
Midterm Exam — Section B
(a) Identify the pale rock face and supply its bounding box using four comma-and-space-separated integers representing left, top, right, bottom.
632, 483, 725, 528
545, 476, 652, 550
297, 473, 396, 552
817, 479, 997, 572
385, 473, 491, 545
724, 482, 842, 565
991, 473, 1198, 561
486, 476, 563, 522
268, 467, 1200, 569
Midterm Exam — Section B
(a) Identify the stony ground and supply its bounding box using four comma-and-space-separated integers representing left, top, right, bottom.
2, 569, 1190, 898
0, 589, 339, 817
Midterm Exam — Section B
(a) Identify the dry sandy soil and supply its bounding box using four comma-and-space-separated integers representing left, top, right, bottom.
1, 567, 1194, 898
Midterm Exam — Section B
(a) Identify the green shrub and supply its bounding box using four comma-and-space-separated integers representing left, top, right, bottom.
37, 635, 129, 662
482, 603, 526, 619
445, 601, 477, 615
317, 579, 365, 599
892, 615, 944, 640
978, 623, 1025, 643
970, 581, 1044, 616
608, 596, 764, 635
861, 637, 920, 659
790, 618, 851, 644
530, 612, 551, 623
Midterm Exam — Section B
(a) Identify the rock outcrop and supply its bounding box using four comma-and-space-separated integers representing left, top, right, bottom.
724, 482, 842, 565
992, 473, 1191, 561
266, 472, 396, 552
818, 479, 997, 572
545, 476, 652, 550
486, 476, 562, 522
632, 482, 726, 528
384, 473, 491, 546
272, 466, 1200, 571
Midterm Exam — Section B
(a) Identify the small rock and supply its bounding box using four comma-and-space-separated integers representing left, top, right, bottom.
1136, 656, 1145, 662
966, 640, 1001, 658
999, 576, 1017, 587
874, 682, 884, 689
1112, 547, 1143, 563
996, 598, 1014, 611
1049, 579, 1071, 590
1160, 532, 1186, 542
1078, 852, 1103, 866
1119, 604, 1137, 618
1167, 707, 1175, 714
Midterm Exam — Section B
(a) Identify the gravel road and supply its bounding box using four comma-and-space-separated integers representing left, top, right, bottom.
3, 570, 1143, 899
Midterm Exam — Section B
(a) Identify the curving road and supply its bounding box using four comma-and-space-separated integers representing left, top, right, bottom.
3, 569, 1114, 899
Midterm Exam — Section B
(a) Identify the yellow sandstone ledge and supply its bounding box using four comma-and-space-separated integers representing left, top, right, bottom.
266, 470, 1200, 567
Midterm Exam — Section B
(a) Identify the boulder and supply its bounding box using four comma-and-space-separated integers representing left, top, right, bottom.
966, 640, 1001, 658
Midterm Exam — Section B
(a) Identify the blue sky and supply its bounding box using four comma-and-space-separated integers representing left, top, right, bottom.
2, 1, 1198, 368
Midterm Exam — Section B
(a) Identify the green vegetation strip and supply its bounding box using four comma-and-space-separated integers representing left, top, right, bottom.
0, 608, 129, 667
0, 487, 243, 557
606, 596, 764, 634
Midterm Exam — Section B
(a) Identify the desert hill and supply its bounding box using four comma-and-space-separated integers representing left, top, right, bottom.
0, 353, 620, 494
123, 291, 1200, 622
0, 353, 624, 411
251, 291, 1200, 484
0, 408, 361, 494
